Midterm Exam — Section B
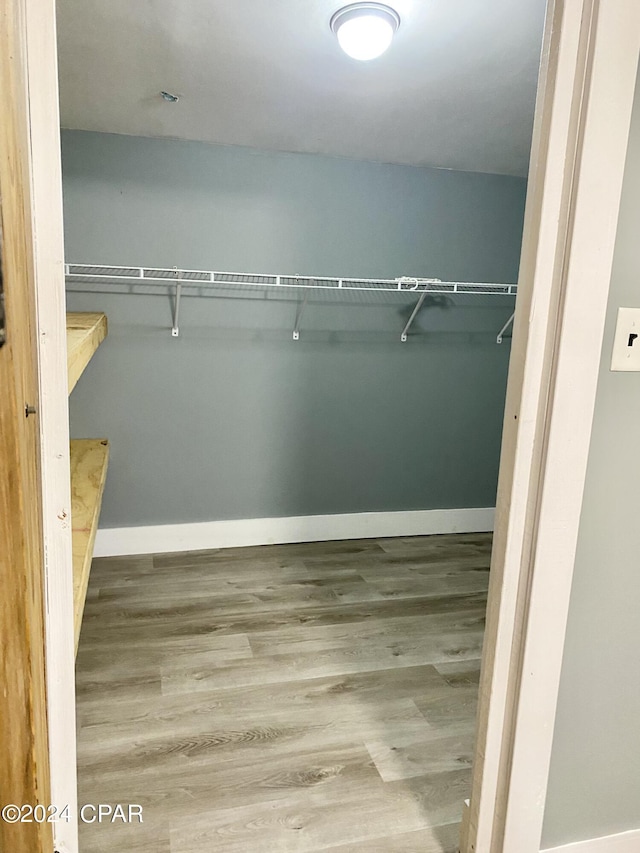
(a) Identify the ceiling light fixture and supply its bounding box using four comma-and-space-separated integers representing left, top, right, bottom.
330, 3, 400, 62
160, 91, 180, 103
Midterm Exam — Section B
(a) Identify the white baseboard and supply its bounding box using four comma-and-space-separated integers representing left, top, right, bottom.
542, 828, 640, 852
94, 507, 495, 558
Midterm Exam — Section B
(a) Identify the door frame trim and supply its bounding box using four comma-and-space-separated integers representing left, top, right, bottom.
463, 1, 640, 851
25, 1, 79, 851
0, 1, 54, 850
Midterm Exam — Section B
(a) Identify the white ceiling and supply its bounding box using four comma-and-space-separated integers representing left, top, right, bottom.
56, 0, 547, 177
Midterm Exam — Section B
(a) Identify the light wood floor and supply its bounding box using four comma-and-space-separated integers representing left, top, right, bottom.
76, 533, 491, 852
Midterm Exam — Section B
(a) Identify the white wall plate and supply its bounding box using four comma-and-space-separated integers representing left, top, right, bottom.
610, 307, 640, 371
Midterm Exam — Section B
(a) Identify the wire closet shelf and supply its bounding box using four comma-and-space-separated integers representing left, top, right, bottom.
65, 263, 518, 342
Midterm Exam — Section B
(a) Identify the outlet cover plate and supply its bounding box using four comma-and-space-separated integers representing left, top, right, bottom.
611, 307, 640, 371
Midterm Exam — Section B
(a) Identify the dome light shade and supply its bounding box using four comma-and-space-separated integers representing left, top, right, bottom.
330, 3, 400, 61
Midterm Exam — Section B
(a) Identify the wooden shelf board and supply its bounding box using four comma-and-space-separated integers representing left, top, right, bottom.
71, 438, 109, 653
67, 312, 107, 394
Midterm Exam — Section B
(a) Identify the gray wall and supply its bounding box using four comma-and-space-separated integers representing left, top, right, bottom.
62, 130, 526, 527
542, 67, 640, 847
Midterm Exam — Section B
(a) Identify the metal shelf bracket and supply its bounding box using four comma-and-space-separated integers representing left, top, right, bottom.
401, 292, 428, 342
497, 311, 515, 344
293, 291, 310, 341
171, 269, 182, 337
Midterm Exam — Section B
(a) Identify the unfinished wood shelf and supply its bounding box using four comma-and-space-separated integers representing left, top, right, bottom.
70, 438, 109, 652
67, 311, 109, 650
66, 312, 107, 394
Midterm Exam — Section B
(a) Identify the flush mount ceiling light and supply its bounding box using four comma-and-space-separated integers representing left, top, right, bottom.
330, 3, 400, 61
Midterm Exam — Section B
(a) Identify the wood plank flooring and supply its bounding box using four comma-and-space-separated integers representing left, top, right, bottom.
75, 533, 491, 852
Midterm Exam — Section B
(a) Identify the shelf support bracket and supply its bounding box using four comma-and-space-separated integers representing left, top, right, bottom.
497, 311, 515, 344
401, 292, 428, 342
171, 283, 182, 337
293, 291, 310, 341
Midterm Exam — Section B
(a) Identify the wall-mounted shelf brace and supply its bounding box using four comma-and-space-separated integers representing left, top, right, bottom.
171, 268, 182, 337
65, 264, 518, 342
293, 291, 310, 341
401, 290, 429, 342
496, 311, 515, 344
